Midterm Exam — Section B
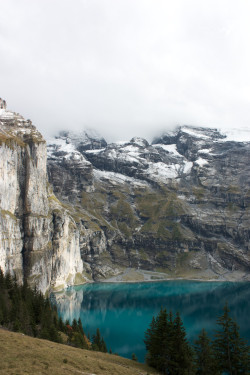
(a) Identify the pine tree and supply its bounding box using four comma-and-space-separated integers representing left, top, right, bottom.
92, 328, 102, 351
100, 337, 108, 353
91, 328, 108, 353
145, 310, 166, 370
77, 318, 85, 336
171, 311, 194, 375
231, 320, 250, 374
58, 316, 65, 332
144, 309, 194, 374
194, 329, 218, 375
72, 318, 78, 332
213, 304, 250, 375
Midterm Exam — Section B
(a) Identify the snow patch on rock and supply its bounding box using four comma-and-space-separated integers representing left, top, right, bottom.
94, 169, 148, 186
153, 143, 182, 157
195, 158, 208, 167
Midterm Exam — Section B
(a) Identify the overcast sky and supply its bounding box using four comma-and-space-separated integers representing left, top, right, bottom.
0, 0, 250, 141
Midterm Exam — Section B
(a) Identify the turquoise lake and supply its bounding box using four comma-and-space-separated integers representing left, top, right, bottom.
54, 280, 250, 362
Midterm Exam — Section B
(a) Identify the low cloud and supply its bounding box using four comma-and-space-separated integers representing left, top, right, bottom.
0, 0, 250, 141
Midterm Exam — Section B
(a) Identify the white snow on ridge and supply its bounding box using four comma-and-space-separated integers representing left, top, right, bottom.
62, 128, 104, 142
148, 160, 193, 181
130, 137, 148, 147
46, 136, 90, 163
219, 128, 250, 142
146, 162, 178, 180
146, 161, 189, 180
47, 137, 76, 154
85, 148, 106, 154
181, 126, 210, 139
183, 161, 193, 174
106, 147, 144, 164
198, 148, 212, 154
153, 143, 182, 157
93, 169, 148, 186
123, 145, 141, 153
195, 158, 208, 167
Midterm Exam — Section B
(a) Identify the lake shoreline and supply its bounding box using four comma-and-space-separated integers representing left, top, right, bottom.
53, 267, 250, 294
101, 267, 250, 283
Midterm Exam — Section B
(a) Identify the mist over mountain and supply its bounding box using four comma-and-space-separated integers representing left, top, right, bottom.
1, 1, 250, 141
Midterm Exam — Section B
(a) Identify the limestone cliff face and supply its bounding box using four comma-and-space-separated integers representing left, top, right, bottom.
0, 104, 84, 293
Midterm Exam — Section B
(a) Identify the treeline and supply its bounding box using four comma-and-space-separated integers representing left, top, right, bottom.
0, 269, 108, 353
144, 306, 250, 375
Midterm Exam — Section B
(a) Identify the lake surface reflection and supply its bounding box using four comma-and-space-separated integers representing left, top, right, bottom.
54, 280, 250, 362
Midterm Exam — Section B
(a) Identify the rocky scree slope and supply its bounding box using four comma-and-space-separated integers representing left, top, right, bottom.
47, 125, 250, 282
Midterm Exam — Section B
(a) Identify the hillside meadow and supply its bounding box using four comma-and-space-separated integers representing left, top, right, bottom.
0, 328, 159, 375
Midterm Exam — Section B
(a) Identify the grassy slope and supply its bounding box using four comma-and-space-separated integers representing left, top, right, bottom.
0, 329, 159, 375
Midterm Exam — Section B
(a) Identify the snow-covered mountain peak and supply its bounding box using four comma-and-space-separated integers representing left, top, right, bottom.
180, 125, 226, 140
47, 124, 250, 190
129, 137, 149, 148
54, 129, 107, 151
153, 125, 226, 145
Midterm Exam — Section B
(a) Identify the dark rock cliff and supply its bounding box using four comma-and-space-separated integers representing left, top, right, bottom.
47, 125, 250, 282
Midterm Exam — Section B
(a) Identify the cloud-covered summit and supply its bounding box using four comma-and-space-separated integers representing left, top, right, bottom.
0, 0, 250, 141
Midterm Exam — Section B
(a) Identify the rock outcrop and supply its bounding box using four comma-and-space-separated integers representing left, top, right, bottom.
1, 100, 250, 293
0, 103, 84, 293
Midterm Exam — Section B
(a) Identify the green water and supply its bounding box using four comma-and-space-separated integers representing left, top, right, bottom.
54, 280, 250, 362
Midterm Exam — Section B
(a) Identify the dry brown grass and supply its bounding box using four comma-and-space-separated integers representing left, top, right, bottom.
0, 328, 159, 375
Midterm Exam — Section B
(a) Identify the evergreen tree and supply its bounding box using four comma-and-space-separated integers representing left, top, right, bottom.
0, 269, 107, 354
92, 327, 102, 351
91, 328, 108, 353
231, 320, 250, 374
145, 309, 167, 370
58, 316, 65, 332
144, 309, 194, 374
72, 318, 78, 332
70, 331, 87, 348
171, 311, 194, 375
100, 337, 108, 353
213, 304, 250, 375
77, 318, 85, 336
194, 329, 218, 375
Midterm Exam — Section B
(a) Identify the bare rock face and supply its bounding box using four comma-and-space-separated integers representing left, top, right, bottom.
1, 100, 250, 292
0, 102, 84, 293
47, 125, 250, 282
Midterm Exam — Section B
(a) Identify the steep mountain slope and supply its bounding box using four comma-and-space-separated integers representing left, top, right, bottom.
0, 99, 250, 293
47, 126, 250, 282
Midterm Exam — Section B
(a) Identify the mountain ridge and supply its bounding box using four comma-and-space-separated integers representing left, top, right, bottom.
0, 100, 250, 292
